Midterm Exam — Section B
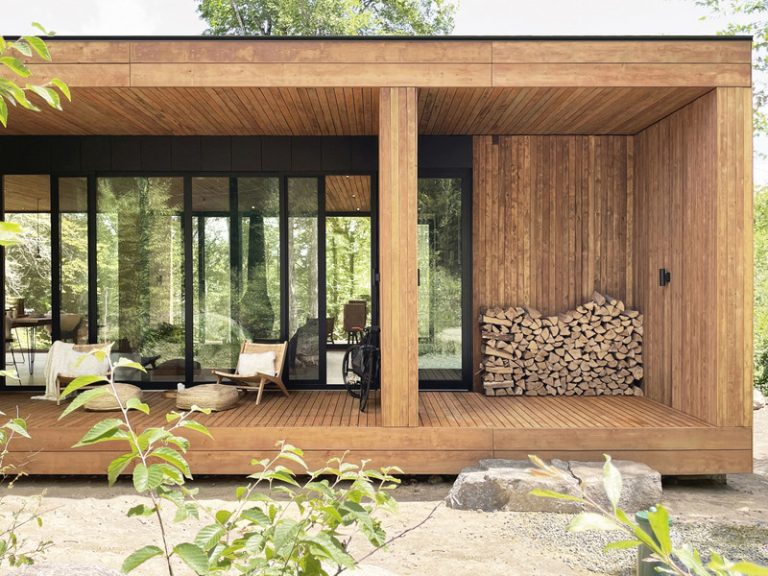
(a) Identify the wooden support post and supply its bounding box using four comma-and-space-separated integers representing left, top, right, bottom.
379, 87, 419, 427
715, 86, 753, 428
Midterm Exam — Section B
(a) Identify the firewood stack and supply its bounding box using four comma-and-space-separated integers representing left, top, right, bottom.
480, 292, 643, 397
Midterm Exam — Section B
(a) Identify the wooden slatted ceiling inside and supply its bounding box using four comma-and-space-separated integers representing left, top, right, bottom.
3, 87, 380, 136
325, 176, 371, 213
3, 86, 715, 136
472, 135, 633, 391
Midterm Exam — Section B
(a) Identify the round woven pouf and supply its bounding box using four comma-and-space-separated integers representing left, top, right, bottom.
84, 383, 142, 411
176, 384, 239, 412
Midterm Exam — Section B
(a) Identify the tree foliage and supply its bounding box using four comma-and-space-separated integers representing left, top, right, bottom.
196, 0, 456, 36
0, 23, 70, 128
695, 0, 768, 133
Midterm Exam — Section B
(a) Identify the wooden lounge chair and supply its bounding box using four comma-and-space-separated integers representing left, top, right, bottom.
213, 341, 289, 405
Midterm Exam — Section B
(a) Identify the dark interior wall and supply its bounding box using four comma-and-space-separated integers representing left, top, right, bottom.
0, 135, 472, 174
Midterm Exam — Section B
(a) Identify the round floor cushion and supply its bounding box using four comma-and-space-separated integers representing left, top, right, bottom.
84, 383, 142, 411
176, 384, 239, 412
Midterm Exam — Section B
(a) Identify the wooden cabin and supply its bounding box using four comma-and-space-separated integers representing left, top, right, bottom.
0, 36, 753, 475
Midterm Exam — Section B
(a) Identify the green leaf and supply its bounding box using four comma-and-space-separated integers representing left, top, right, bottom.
151, 446, 191, 478
647, 505, 672, 556
114, 357, 147, 373
50, 77, 70, 101
0, 96, 7, 128
27, 84, 61, 110
59, 387, 108, 418
729, 561, 768, 576
528, 488, 584, 502
133, 463, 149, 493
126, 504, 155, 517
60, 375, 108, 399
215, 509, 232, 525
603, 539, 642, 551
22, 36, 51, 61
568, 512, 622, 533
121, 545, 163, 573
195, 524, 224, 552
31, 22, 49, 35
146, 464, 165, 490
107, 452, 135, 486
126, 397, 150, 415
181, 420, 213, 439
10, 40, 32, 57
5, 417, 30, 438
73, 418, 124, 447
173, 543, 208, 575
602, 455, 622, 511
0, 56, 30, 77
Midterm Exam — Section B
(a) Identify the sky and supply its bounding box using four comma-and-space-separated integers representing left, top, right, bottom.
1, 0, 764, 182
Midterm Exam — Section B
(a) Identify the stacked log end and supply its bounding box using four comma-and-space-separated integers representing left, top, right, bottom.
480, 292, 644, 397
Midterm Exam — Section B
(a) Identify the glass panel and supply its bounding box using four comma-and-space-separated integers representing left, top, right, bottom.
60, 177, 89, 344
418, 178, 463, 383
325, 215, 372, 385
97, 177, 184, 383
287, 178, 319, 382
238, 178, 281, 340
3, 175, 51, 386
192, 177, 236, 379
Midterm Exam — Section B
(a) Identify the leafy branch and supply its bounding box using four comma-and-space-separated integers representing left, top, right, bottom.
528, 454, 768, 576
0, 23, 71, 128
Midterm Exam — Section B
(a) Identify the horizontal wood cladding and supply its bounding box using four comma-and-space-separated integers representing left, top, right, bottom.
35, 38, 751, 65
11, 39, 751, 88
490, 40, 752, 64
633, 89, 753, 428
472, 135, 633, 391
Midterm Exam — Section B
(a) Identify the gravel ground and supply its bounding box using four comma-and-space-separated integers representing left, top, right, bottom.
3, 408, 768, 576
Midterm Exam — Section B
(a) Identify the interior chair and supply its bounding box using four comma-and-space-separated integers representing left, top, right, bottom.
44, 313, 83, 343
214, 341, 289, 405
4, 311, 24, 373
326, 316, 336, 344
343, 301, 367, 345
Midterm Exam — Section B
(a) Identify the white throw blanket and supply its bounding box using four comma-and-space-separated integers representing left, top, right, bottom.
33, 340, 75, 401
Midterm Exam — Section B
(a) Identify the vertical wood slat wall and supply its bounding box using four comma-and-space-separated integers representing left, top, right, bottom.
379, 87, 419, 427
633, 88, 752, 427
472, 135, 634, 391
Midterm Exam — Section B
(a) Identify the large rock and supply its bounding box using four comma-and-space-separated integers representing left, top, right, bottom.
568, 460, 662, 512
755, 388, 766, 411
447, 459, 582, 513
447, 459, 662, 513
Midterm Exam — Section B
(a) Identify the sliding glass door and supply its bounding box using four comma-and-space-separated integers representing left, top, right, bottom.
417, 176, 469, 387
96, 177, 185, 383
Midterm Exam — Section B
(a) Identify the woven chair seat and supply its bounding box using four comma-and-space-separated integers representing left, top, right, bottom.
84, 383, 142, 411
176, 384, 239, 412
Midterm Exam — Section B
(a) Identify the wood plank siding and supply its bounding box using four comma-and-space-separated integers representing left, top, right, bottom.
0, 392, 752, 475
472, 135, 634, 389
633, 88, 753, 427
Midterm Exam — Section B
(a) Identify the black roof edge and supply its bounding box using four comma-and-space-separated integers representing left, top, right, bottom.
13, 34, 754, 42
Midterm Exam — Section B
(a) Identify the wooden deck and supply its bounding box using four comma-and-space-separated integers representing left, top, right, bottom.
0, 392, 752, 476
